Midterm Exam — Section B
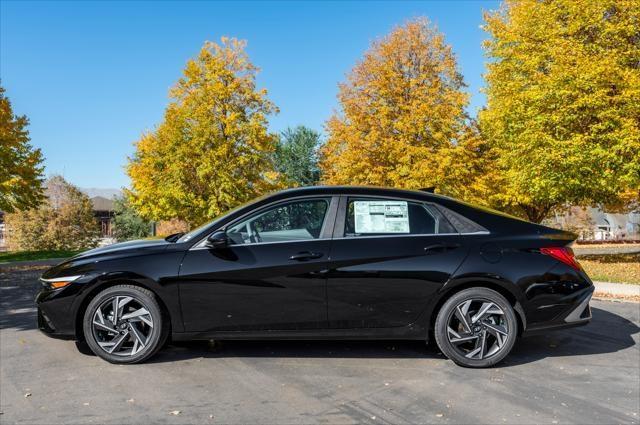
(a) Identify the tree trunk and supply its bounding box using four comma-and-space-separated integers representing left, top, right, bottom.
520, 203, 554, 224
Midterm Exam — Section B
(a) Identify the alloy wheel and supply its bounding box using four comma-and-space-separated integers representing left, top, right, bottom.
446, 299, 509, 360
91, 295, 154, 357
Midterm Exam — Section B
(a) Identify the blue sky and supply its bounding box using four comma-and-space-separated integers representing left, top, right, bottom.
1, 0, 499, 189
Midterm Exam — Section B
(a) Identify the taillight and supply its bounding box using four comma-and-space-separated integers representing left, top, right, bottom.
540, 246, 582, 271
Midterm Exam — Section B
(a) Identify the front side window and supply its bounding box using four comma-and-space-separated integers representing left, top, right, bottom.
344, 198, 456, 237
227, 198, 330, 245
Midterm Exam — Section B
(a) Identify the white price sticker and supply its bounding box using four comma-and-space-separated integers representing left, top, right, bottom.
353, 201, 409, 234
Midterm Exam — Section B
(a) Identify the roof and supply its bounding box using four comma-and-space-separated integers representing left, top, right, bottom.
91, 196, 115, 211
265, 185, 453, 202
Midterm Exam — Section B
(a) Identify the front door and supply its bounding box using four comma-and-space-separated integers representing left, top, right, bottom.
179, 197, 336, 332
326, 196, 469, 329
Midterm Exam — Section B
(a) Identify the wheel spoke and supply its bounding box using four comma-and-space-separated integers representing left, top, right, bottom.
447, 326, 479, 344
451, 333, 479, 344
478, 330, 487, 359
472, 302, 502, 323
465, 345, 482, 359
111, 297, 120, 325
455, 301, 473, 333
465, 330, 487, 359
96, 308, 107, 325
447, 326, 461, 339
108, 331, 129, 354
120, 307, 149, 320
93, 320, 116, 333
484, 322, 508, 337
129, 323, 147, 349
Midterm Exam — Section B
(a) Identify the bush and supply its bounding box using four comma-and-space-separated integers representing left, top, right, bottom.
5, 176, 99, 251
112, 196, 152, 242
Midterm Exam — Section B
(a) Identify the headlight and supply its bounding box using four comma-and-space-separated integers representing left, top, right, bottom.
40, 275, 82, 289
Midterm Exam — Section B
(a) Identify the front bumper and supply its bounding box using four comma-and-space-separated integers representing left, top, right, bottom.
36, 286, 78, 339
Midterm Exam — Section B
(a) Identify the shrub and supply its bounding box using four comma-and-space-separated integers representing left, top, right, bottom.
5, 176, 99, 251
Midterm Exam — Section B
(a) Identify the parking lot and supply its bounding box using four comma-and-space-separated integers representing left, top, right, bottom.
1, 266, 639, 424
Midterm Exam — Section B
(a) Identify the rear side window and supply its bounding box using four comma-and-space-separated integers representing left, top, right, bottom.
435, 205, 488, 234
343, 198, 456, 237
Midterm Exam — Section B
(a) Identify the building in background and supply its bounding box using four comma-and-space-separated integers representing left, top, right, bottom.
90, 196, 116, 246
548, 207, 640, 242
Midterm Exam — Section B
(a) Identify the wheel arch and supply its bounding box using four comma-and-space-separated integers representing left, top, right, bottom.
74, 277, 173, 342
427, 278, 527, 337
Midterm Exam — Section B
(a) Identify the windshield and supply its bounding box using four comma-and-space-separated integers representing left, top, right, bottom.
175, 195, 269, 244
175, 221, 213, 243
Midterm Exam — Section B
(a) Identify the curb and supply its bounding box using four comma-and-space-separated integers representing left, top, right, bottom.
593, 281, 640, 297
0, 258, 66, 268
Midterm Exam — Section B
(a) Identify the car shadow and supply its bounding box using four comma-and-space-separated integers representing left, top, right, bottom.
146, 306, 638, 366
504, 305, 640, 367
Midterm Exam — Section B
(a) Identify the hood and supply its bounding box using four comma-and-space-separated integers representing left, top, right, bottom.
41, 238, 173, 280
71, 238, 170, 260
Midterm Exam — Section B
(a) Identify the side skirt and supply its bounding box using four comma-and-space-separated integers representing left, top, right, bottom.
171, 324, 428, 342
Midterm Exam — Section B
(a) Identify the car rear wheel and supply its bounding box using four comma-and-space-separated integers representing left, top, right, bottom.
434, 287, 517, 368
82, 285, 168, 364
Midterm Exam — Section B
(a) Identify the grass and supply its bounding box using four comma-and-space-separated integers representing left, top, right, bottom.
580, 253, 640, 285
0, 250, 82, 263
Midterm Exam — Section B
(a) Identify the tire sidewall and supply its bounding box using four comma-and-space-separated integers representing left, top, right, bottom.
435, 288, 518, 368
83, 285, 163, 364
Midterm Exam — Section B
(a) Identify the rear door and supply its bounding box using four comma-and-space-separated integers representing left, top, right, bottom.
178, 196, 337, 332
326, 196, 469, 329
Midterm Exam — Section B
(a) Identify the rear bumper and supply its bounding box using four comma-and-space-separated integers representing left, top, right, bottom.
523, 285, 593, 336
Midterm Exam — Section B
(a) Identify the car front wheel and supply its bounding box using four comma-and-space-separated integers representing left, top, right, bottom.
434, 287, 518, 368
82, 284, 168, 364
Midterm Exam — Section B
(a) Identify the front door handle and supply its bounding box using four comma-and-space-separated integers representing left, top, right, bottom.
289, 251, 324, 261
424, 243, 460, 255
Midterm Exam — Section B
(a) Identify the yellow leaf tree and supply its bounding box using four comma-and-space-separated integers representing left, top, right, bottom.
127, 38, 282, 227
0, 85, 45, 212
480, 0, 640, 222
320, 18, 475, 192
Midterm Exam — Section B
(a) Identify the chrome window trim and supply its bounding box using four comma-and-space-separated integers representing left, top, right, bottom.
189, 231, 489, 250
189, 192, 490, 251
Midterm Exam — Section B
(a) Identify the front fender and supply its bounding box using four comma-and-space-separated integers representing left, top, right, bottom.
38, 250, 186, 339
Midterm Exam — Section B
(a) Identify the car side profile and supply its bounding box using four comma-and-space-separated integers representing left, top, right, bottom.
37, 186, 593, 367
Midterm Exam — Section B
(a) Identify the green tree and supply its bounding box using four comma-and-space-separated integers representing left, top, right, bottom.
127, 37, 283, 227
274, 126, 321, 186
0, 85, 45, 212
6, 176, 99, 251
112, 195, 152, 241
320, 18, 472, 192
480, 0, 640, 222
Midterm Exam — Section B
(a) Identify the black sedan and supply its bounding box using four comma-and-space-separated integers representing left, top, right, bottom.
37, 186, 593, 367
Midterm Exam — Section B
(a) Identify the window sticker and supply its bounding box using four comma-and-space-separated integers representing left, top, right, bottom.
353, 201, 409, 233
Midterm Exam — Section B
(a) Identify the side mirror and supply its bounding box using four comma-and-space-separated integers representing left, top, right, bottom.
206, 231, 229, 249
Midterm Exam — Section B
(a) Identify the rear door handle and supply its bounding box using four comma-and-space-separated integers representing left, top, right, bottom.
424, 243, 460, 255
289, 251, 324, 261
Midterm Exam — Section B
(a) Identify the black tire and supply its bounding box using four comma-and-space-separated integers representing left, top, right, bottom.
82, 285, 169, 364
434, 287, 517, 368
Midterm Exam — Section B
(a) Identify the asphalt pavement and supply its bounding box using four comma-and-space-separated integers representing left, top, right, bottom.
1, 266, 638, 424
